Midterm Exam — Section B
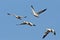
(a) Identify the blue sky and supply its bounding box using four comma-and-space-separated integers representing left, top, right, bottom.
0, 0, 60, 40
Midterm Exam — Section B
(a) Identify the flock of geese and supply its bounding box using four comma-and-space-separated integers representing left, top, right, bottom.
7, 5, 56, 39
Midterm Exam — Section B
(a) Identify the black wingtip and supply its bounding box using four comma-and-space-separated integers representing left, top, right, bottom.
43, 8, 47, 11
42, 36, 45, 39
42, 37, 44, 39
42, 34, 47, 39
7, 13, 10, 15
24, 16, 27, 18
31, 5, 33, 7
41, 8, 47, 13
54, 32, 56, 35
33, 24, 36, 26
31, 5, 34, 9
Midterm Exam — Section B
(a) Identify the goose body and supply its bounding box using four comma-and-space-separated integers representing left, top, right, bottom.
7, 13, 27, 20
42, 28, 56, 39
31, 5, 47, 17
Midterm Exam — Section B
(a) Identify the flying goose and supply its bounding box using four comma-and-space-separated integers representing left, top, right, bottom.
31, 5, 47, 17
42, 28, 56, 39
17, 21, 36, 26
7, 13, 27, 20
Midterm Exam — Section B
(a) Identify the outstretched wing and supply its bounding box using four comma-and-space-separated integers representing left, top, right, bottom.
52, 29, 56, 35
37, 8, 47, 15
7, 13, 17, 17
54, 31, 56, 35
42, 30, 50, 39
31, 5, 36, 15
20, 21, 28, 25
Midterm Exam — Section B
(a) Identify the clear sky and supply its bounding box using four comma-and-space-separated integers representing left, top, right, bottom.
0, 0, 60, 40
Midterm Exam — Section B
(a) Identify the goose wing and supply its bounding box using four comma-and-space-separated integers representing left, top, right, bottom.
52, 29, 56, 35
54, 31, 56, 35
37, 8, 47, 15
28, 22, 36, 26
20, 16, 27, 18
20, 22, 27, 25
42, 30, 50, 39
31, 5, 36, 15
7, 13, 17, 16
28, 23, 32, 26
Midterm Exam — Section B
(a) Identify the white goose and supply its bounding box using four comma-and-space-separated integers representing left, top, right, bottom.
17, 21, 36, 26
42, 28, 56, 39
7, 13, 27, 20
31, 5, 47, 17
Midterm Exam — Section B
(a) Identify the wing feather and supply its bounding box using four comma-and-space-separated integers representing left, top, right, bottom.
42, 30, 50, 39
37, 8, 47, 14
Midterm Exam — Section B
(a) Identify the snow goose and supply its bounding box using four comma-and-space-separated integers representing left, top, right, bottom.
7, 13, 27, 20
17, 21, 36, 26
42, 28, 56, 39
31, 5, 47, 17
